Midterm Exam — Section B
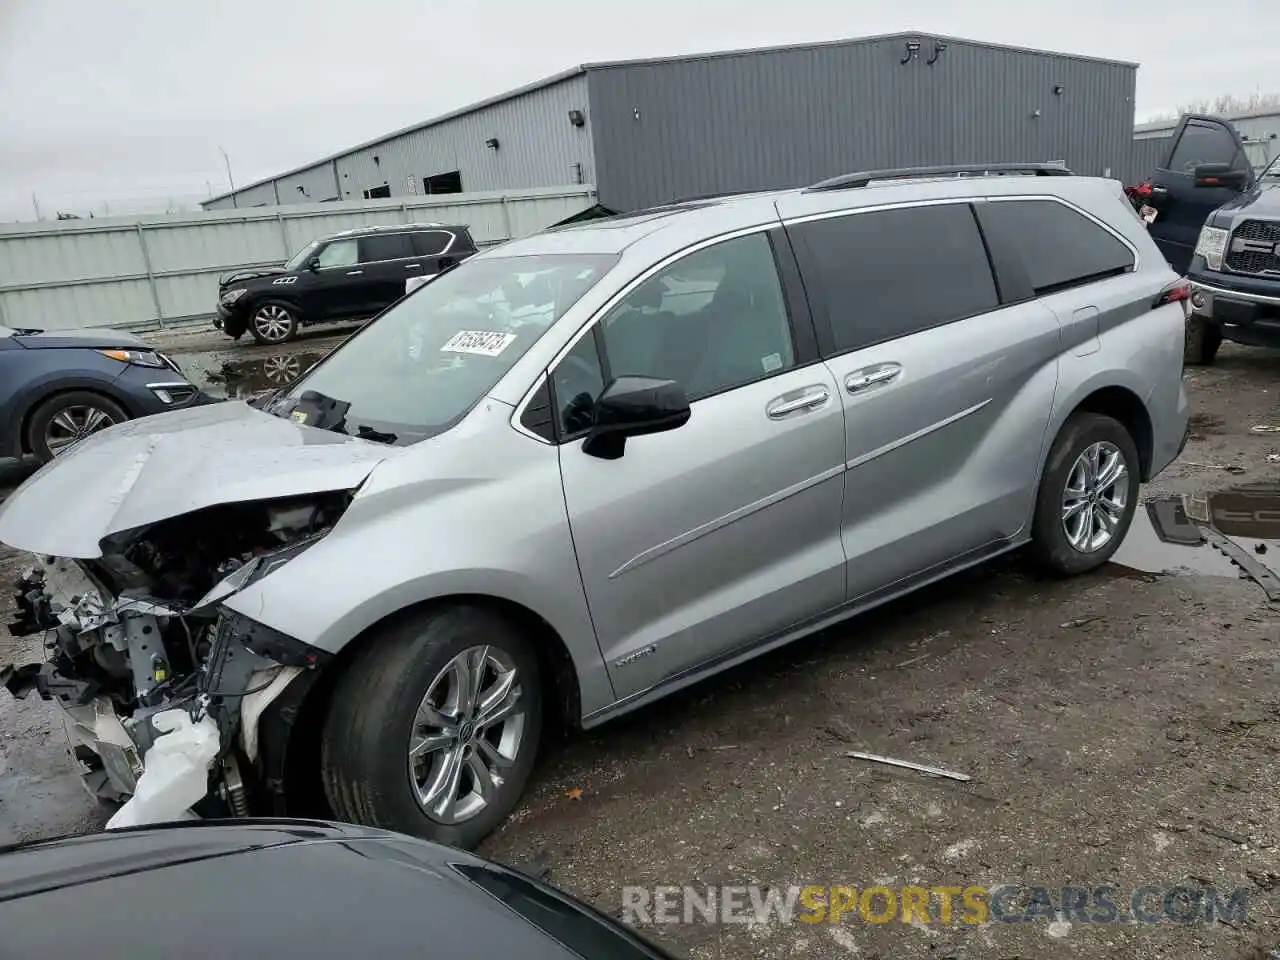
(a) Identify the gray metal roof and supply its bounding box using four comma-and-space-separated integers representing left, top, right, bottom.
1135, 109, 1280, 135
207, 32, 1136, 207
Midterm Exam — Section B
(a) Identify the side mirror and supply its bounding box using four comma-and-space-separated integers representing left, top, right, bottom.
1194, 163, 1249, 190
306, 257, 321, 272
582, 376, 690, 460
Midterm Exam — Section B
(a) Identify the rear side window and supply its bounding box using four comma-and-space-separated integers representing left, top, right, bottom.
1167, 121, 1242, 173
411, 231, 455, 256
358, 233, 414, 262
788, 203, 999, 354
979, 199, 1134, 296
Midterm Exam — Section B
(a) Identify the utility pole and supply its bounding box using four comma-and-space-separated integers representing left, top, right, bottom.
218, 146, 235, 192
31, 192, 42, 220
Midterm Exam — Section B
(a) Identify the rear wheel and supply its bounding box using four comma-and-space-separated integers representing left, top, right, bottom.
321, 605, 542, 850
1028, 412, 1140, 576
1184, 315, 1222, 366
248, 301, 299, 345
26, 391, 128, 462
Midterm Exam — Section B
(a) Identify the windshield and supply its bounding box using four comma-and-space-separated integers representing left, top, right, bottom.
271, 252, 617, 443
284, 240, 321, 271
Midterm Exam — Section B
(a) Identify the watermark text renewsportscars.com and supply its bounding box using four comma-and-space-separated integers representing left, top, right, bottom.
622, 884, 1250, 927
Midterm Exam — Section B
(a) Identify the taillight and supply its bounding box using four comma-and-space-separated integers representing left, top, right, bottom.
1154, 280, 1192, 315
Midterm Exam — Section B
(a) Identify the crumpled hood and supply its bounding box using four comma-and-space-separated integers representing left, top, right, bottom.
0, 401, 400, 559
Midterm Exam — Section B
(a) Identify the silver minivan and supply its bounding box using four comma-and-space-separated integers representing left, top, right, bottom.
0, 165, 1190, 848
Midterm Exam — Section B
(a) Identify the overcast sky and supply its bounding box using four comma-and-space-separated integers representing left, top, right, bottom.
2, 0, 1277, 221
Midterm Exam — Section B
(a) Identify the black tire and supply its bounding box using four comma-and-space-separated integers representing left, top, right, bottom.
1184, 315, 1222, 366
1028, 412, 1141, 576
248, 300, 299, 345
321, 605, 543, 850
26, 391, 128, 462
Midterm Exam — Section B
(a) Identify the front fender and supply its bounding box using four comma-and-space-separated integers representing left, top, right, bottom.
0, 365, 137, 457
220, 403, 616, 718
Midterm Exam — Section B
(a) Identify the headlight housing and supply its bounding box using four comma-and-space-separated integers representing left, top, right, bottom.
1194, 226, 1229, 271
220, 288, 249, 305
98, 348, 169, 368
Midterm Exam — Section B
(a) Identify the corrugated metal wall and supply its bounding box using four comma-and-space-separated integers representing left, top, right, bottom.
0, 186, 596, 332
1124, 136, 1171, 184
206, 74, 594, 210
586, 38, 1137, 211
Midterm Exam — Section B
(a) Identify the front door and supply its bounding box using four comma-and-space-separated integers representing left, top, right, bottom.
1149, 115, 1253, 273
299, 237, 366, 320
554, 229, 848, 701
779, 198, 1061, 602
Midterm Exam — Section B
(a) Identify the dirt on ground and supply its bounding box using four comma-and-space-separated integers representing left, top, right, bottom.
2, 337, 1280, 959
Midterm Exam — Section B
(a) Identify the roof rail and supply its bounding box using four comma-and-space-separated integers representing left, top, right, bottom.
805, 163, 1074, 192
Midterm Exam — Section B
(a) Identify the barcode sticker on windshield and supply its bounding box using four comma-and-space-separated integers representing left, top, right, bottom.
440, 330, 517, 357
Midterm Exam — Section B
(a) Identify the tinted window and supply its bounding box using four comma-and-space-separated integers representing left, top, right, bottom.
1168, 121, 1241, 173
791, 203, 998, 354
316, 239, 358, 268
412, 231, 454, 256
551, 232, 796, 435
980, 199, 1134, 296
359, 233, 414, 262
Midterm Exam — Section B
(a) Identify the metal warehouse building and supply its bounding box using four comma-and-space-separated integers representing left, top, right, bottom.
204, 32, 1138, 214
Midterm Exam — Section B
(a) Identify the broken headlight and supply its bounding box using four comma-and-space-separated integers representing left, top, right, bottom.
193, 535, 325, 611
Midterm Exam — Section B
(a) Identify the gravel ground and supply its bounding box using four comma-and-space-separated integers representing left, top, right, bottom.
2, 334, 1279, 959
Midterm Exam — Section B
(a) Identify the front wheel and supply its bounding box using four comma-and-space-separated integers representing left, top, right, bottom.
26, 391, 128, 462
248, 301, 299, 345
1028, 412, 1140, 576
321, 605, 542, 850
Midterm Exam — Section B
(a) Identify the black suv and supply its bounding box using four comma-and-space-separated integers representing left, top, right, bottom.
1144, 114, 1280, 364
215, 223, 477, 344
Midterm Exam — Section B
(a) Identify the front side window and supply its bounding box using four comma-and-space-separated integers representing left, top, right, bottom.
275, 253, 617, 443
316, 239, 358, 269
1168, 121, 1242, 173
358, 233, 413, 262
789, 203, 999, 354
552, 232, 796, 436
980, 199, 1134, 296
284, 240, 320, 272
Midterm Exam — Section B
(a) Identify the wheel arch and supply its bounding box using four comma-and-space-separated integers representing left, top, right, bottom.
14, 381, 137, 456
262, 592, 582, 818
1067, 384, 1154, 480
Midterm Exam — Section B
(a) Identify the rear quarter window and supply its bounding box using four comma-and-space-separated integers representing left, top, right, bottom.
787, 202, 1000, 354
977, 199, 1134, 297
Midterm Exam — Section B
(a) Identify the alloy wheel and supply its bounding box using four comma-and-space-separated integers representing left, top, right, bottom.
408, 645, 526, 825
44, 404, 120, 455
1061, 440, 1129, 552
252, 305, 294, 343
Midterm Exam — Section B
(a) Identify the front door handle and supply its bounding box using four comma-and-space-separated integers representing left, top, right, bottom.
766, 387, 830, 419
405, 262, 422, 269
346, 270, 363, 275
845, 364, 901, 394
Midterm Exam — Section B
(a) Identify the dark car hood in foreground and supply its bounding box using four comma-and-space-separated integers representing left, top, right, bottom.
0, 820, 673, 959
9, 326, 155, 350
1213, 179, 1280, 219
0, 400, 400, 558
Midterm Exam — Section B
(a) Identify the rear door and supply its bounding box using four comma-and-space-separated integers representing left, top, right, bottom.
410, 229, 463, 282
778, 198, 1062, 603
1149, 115, 1253, 272
356, 232, 417, 315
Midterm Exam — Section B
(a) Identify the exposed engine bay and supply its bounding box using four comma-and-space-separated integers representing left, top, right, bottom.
0, 493, 348, 824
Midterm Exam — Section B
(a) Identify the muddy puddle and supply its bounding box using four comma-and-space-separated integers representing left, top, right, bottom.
1111, 484, 1280, 591
183, 347, 331, 401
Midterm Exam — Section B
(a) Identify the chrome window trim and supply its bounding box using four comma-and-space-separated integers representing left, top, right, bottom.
508, 221, 779, 445
509, 189, 1140, 446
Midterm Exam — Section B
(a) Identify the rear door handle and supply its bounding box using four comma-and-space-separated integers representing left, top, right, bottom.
845, 364, 901, 394
346, 270, 363, 275
766, 386, 830, 419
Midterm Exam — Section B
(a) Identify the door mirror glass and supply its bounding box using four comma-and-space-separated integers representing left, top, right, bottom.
582, 376, 690, 460
1193, 162, 1249, 190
